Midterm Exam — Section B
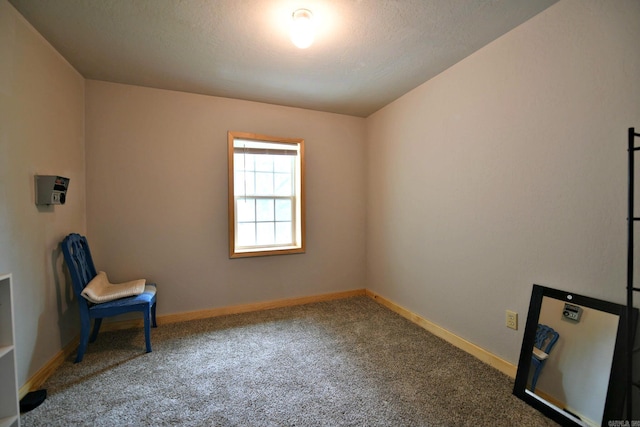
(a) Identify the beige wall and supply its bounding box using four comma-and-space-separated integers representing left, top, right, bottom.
0, 0, 85, 386
85, 81, 366, 314
365, 0, 640, 365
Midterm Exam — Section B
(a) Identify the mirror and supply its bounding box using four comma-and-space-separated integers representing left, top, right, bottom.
513, 285, 637, 427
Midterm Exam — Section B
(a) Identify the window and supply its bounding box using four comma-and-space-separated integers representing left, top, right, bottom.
228, 132, 305, 258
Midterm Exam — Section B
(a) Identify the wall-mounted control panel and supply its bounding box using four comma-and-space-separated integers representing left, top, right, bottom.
35, 175, 70, 205
562, 303, 583, 322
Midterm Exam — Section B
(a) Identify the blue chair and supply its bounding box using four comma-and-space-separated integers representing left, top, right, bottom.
531, 324, 559, 392
61, 233, 157, 363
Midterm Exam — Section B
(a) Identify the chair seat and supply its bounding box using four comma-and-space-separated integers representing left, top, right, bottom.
88, 284, 157, 322
88, 284, 157, 312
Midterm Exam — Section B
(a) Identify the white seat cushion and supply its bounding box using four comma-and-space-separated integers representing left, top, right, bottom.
81, 271, 146, 303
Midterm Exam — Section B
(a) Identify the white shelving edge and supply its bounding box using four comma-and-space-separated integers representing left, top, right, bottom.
0, 345, 13, 359
0, 415, 19, 427
0, 273, 19, 427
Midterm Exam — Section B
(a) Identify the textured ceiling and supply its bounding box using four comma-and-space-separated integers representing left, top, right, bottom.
9, 0, 558, 117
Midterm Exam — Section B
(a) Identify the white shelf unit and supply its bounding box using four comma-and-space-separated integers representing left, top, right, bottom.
0, 274, 19, 427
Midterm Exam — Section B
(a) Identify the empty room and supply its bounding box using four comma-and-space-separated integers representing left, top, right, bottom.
1, 0, 639, 425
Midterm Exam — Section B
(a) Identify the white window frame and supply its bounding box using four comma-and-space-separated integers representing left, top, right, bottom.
228, 131, 305, 258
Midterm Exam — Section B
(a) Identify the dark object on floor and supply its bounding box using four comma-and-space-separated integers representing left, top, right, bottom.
20, 389, 47, 413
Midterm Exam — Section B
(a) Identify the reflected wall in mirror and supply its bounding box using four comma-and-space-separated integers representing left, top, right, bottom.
513, 285, 638, 427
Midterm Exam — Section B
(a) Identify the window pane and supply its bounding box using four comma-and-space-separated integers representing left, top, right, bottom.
234, 152, 255, 171
237, 223, 256, 246
256, 199, 275, 222
274, 156, 292, 173
256, 222, 275, 245
245, 172, 256, 195
275, 222, 292, 244
245, 154, 256, 171
275, 199, 292, 221
235, 172, 255, 196
274, 173, 292, 196
234, 174, 245, 196
236, 198, 255, 222
234, 153, 243, 171
255, 155, 273, 172
255, 172, 274, 195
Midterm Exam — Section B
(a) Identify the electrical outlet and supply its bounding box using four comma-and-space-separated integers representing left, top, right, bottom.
506, 310, 518, 330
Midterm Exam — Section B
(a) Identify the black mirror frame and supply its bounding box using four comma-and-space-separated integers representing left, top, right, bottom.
513, 284, 637, 427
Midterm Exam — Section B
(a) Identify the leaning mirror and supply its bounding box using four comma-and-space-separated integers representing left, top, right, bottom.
513, 284, 637, 427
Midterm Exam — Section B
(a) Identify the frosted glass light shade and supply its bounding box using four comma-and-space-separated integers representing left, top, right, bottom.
290, 9, 314, 49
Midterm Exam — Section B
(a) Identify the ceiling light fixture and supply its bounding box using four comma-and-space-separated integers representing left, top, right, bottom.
290, 9, 314, 49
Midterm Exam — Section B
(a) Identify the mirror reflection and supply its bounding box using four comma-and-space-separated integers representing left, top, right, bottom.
528, 297, 619, 426
513, 285, 634, 427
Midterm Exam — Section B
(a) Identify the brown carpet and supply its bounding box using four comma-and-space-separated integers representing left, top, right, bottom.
21, 296, 557, 426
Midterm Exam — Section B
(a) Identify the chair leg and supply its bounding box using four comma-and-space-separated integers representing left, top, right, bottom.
90, 318, 103, 343
76, 321, 91, 363
143, 308, 152, 353
531, 365, 542, 392
151, 301, 157, 328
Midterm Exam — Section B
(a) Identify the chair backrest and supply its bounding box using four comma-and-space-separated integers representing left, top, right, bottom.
534, 324, 559, 354
61, 233, 98, 299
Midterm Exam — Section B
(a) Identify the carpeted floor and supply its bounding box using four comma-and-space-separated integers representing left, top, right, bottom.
21, 297, 557, 426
